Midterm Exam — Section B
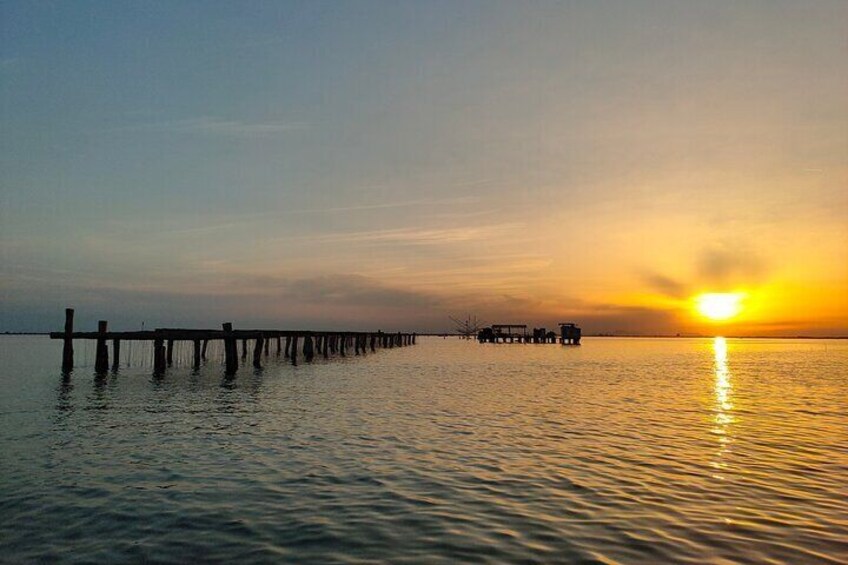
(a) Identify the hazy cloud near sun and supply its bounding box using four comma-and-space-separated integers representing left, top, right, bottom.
698, 247, 767, 286
643, 241, 769, 298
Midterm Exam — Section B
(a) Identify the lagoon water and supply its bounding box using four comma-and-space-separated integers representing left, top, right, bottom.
1, 336, 846, 563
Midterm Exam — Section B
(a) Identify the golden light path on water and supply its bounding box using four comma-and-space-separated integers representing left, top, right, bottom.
711, 337, 734, 487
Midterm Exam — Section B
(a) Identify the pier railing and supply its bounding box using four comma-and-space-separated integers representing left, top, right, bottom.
50, 309, 416, 375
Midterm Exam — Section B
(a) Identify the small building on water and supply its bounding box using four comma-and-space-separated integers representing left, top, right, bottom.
477, 322, 581, 345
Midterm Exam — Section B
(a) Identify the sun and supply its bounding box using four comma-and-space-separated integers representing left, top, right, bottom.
695, 292, 745, 321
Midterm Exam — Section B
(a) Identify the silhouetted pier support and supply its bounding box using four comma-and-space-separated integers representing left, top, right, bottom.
223, 322, 238, 374
95, 321, 109, 373
112, 339, 121, 371
50, 309, 416, 375
193, 339, 201, 368
304, 335, 315, 362
62, 308, 74, 372
153, 335, 166, 373
252, 335, 264, 369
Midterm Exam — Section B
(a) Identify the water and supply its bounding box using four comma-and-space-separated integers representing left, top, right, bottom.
1, 336, 846, 563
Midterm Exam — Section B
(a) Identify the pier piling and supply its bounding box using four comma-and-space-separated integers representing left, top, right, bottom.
95, 321, 109, 373
62, 308, 74, 371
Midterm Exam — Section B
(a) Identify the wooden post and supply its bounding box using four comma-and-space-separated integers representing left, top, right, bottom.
166, 339, 174, 366
304, 334, 314, 362
223, 323, 237, 374
62, 308, 74, 371
253, 335, 263, 369
263, 336, 269, 357
322, 334, 329, 358
412, 333, 416, 345
95, 320, 109, 373
370, 334, 376, 352
241, 339, 248, 360
153, 335, 166, 374
276, 336, 281, 356
285, 336, 291, 358
193, 339, 201, 368
290, 335, 298, 365
201, 339, 209, 360
354, 334, 360, 356
112, 339, 120, 371
339, 334, 346, 356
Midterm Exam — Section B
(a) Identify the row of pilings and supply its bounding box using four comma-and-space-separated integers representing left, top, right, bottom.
50, 309, 416, 376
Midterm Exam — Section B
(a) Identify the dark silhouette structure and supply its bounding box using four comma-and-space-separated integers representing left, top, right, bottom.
51, 308, 416, 376
477, 322, 581, 345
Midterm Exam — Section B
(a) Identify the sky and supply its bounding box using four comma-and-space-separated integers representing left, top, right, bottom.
1, 0, 846, 335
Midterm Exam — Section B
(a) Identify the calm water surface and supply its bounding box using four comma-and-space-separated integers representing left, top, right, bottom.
1, 336, 846, 563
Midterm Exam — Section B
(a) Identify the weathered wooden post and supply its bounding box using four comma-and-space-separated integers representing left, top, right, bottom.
290, 334, 298, 365
304, 334, 315, 362
285, 336, 291, 358
153, 332, 166, 374
412, 333, 416, 345
322, 334, 329, 358
241, 339, 248, 360
339, 333, 346, 356
62, 308, 74, 371
263, 337, 269, 357
112, 339, 121, 371
223, 322, 237, 374
193, 339, 201, 368
95, 320, 109, 373
354, 335, 360, 355
201, 339, 209, 360
370, 334, 376, 352
166, 339, 175, 367
276, 336, 281, 356
253, 335, 264, 369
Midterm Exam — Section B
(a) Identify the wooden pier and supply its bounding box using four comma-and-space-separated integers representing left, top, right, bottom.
50, 308, 416, 375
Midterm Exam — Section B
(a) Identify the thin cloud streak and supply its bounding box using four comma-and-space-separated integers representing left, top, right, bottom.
106, 116, 309, 136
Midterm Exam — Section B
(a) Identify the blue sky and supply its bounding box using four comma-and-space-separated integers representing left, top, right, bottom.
2, 1, 846, 334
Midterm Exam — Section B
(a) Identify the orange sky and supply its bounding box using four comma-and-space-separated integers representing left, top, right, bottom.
2, 2, 846, 335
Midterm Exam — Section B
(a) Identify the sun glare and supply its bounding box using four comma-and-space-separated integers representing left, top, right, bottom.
695, 293, 745, 321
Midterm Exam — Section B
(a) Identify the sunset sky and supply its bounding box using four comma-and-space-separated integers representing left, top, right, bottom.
2, 1, 846, 335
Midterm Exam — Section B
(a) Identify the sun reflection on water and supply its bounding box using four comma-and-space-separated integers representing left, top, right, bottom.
711, 337, 735, 481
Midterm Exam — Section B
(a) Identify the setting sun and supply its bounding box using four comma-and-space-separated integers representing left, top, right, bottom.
695, 293, 745, 321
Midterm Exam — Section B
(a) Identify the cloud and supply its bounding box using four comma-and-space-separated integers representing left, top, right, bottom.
697, 242, 766, 285
642, 272, 687, 298
303, 223, 525, 245
110, 116, 308, 136
284, 274, 439, 310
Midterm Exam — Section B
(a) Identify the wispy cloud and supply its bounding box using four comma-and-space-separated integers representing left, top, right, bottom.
109, 116, 308, 136
302, 223, 525, 245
